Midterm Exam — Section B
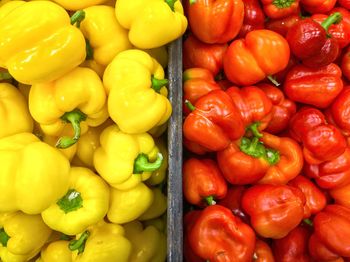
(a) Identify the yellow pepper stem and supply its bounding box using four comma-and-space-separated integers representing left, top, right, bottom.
0, 228, 9, 247
133, 153, 163, 174
184, 100, 195, 112
69, 230, 90, 254
165, 0, 177, 11
56, 109, 87, 149
0, 72, 12, 80
85, 39, 94, 60
151, 75, 168, 93
70, 10, 86, 28
56, 189, 83, 214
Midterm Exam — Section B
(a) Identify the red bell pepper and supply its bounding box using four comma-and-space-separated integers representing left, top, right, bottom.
184, 210, 205, 262
308, 234, 342, 262
241, 184, 306, 239
239, 0, 265, 38
188, 205, 256, 261
261, 0, 300, 19
272, 225, 313, 262
183, 158, 228, 206
183, 138, 210, 155
253, 239, 274, 262
284, 63, 344, 109
286, 13, 342, 68
338, 0, 350, 10
258, 83, 297, 134
300, 0, 336, 14
330, 183, 350, 209
183, 89, 245, 152
265, 14, 301, 37
183, 35, 228, 76
223, 29, 290, 86
327, 87, 350, 136
288, 175, 327, 217
342, 47, 350, 81
185, 0, 244, 44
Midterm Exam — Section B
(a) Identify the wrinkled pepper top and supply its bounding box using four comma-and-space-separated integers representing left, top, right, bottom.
51, 0, 111, 11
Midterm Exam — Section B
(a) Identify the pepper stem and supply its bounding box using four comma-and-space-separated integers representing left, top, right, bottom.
253, 253, 259, 260
151, 75, 168, 93
267, 75, 280, 86
184, 100, 196, 112
70, 10, 85, 28
321, 12, 342, 33
85, 39, 94, 60
272, 0, 295, 8
189, 0, 196, 4
69, 231, 90, 254
0, 72, 12, 80
246, 122, 263, 138
56, 189, 83, 214
240, 137, 266, 158
303, 218, 314, 227
133, 153, 163, 174
0, 228, 9, 247
265, 148, 280, 165
56, 109, 87, 149
205, 196, 216, 206
165, 0, 176, 11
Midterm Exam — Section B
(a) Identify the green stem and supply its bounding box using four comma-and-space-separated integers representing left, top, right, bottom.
56, 109, 87, 149
151, 75, 168, 93
70, 10, 85, 28
165, 0, 176, 11
189, 0, 196, 4
267, 75, 280, 87
69, 231, 90, 254
240, 137, 266, 158
0, 72, 12, 80
0, 228, 9, 247
60, 234, 71, 241
321, 12, 342, 33
133, 153, 163, 174
56, 189, 83, 214
303, 218, 314, 227
246, 122, 263, 138
184, 100, 196, 112
272, 0, 295, 8
265, 148, 280, 165
205, 196, 216, 206
85, 39, 93, 60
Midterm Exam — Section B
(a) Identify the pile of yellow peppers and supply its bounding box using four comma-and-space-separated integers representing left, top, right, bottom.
0, 0, 187, 261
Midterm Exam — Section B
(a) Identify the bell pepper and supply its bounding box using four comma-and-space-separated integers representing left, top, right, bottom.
0, 1, 86, 85
265, 14, 301, 36
69, 220, 132, 262
289, 107, 347, 164
79, 5, 132, 70
0, 212, 52, 262
184, 210, 205, 262
41, 134, 77, 162
115, 0, 187, 49
284, 63, 343, 108
188, 205, 256, 261
338, 0, 350, 9
342, 47, 350, 82
241, 184, 306, 239
327, 87, 350, 136
300, 0, 336, 14
272, 225, 313, 262
239, 0, 265, 38
286, 13, 342, 67
107, 182, 154, 224
29, 67, 108, 149
138, 187, 167, 221
183, 137, 210, 155
0, 83, 33, 139
288, 175, 327, 217
183, 89, 245, 152
258, 83, 297, 134
124, 221, 166, 262
183, 68, 222, 116
93, 125, 163, 190
143, 46, 169, 69
253, 239, 274, 262
143, 214, 167, 233
184, 0, 244, 44
183, 35, 227, 76
146, 137, 168, 186
223, 29, 290, 86
51, 0, 110, 11
183, 158, 228, 206
330, 182, 350, 208
261, 0, 300, 19
0, 133, 70, 214
41, 167, 109, 235
103, 49, 172, 134
309, 205, 350, 260
36, 240, 72, 262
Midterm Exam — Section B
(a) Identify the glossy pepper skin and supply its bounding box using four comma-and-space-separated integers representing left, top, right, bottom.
265, 14, 300, 37
242, 184, 306, 239
29, 67, 108, 149
138, 187, 167, 221
258, 83, 297, 134
183, 35, 227, 76
0, 133, 70, 214
327, 87, 350, 136
188, 205, 256, 262
183, 158, 228, 206
239, 0, 265, 38
103, 49, 172, 134
0, 1, 86, 85
93, 125, 163, 190
0, 212, 52, 262
36, 240, 72, 262
342, 47, 350, 81
300, 0, 336, 14
330, 182, 350, 208
261, 0, 300, 19
286, 13, 342, 67
223, 30, 290, 86
0, 83, 33, 139
185, 0, 244, 44
146, 137, 168, 186
338, 0, 350, 9
115, 0, 187, 49
51, 0, 110, 10
253, 239, 275, 262
41, 167, 109, 235
284, 63, 343, 109
184, 210, 205, 262
183, 89, 245, 152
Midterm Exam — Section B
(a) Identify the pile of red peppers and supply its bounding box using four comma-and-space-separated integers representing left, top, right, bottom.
182, 0, 350, 261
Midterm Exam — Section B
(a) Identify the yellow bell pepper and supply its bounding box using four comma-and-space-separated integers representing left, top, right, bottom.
42, 135, 77, 161
0, 83, 33, 139
79, 5, 132, 69
80, 60, 105, 78
93, 124, 163, 190
0, 212, 52, 262
41, 167, 110, 235
138, 187, 167, 221
115, 0, 187, 49
103, 49, 172, 134
0, 133, 70, 214
51, 0, 110, 11
124, 221, 167, 262
36, 240, 72, 262
143, 215, 167, 234
29, 67, 108, 149
70, 220, 131, 262
0, 1, 86, 85
147, 137, 168, 186
143, 46, 169, 69
107, 183, 154, 224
